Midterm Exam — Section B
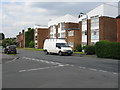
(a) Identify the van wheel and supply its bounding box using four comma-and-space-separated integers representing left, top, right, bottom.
59, 51, 62, 56
45, 50, 49, 55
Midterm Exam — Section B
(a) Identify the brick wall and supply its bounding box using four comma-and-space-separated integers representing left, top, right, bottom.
117, 18, 120, 42
65, 23, 80, 49
36, 28, 48, 48
17, 31, 24, 48
99, 16, 117, 42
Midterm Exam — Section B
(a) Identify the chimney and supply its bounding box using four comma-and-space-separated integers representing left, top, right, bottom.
19, 32, 21, 35
22, 30, 24, 33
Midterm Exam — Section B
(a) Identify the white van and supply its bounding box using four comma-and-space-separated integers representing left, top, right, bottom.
43, 39, 73, 56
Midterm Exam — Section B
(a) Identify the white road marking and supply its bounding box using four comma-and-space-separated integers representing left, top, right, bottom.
19, 65, 66, 73
89, 68, 97, 71
21, 57, 118, 75
70, 65, 74, 67
78, 66, 86, 69
113, 73, 117, 75
99, 70, 107, 73
6, 58, 18, 63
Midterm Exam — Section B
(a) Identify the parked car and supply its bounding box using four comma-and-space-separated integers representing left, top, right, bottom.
4, 45, 17, 54
43, 39, 73, 56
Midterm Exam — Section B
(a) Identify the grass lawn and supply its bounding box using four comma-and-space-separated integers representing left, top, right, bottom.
73, 52, 86, 55
22, 48, 43, 51
19, 48, 86, 55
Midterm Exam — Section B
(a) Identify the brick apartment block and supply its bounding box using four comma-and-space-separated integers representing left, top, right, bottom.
34, 25, 48, 48
78, 3, 118, 45
16, 30, 24, 48
48, 14, 80, 49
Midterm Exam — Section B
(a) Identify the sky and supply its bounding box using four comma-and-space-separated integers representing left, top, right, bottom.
1, 0, 119, 38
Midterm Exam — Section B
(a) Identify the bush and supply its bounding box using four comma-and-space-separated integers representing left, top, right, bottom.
95, 40, 120, 59
83, 45, 95, 55
76, 44, 82, 52
29, 41, 34, 48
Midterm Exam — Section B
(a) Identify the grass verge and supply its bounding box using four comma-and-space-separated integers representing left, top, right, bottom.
22, 48, 43, 51
73, 52, 86, 55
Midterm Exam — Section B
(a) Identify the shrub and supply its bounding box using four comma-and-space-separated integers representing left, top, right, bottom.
76, 44, 82, 52
29, 41, 34, 48
95, 40, 120, 59
83, 45, 95, 55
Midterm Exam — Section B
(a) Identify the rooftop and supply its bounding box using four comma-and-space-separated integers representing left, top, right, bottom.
48, 14, 78, 27
34, 25, 48, 29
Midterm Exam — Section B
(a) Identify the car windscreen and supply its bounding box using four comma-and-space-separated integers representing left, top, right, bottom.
9, 46, 16, 49
56, 43, 70, 47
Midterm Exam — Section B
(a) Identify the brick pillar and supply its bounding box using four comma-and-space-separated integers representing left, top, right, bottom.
87, 19, 91, 45
117, 18, 120, 42
79, 21, 82, 45
99, 17, 104, 40
65, 23, 68, 42
56, 25, 58, 39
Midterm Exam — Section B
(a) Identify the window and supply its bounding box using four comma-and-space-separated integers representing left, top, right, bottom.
35, 36, 37, 40
85, 30, 87, 35
68, 31, 74, 36
61, 23, 66, 30
94, 31, 96, 35
91, 15, 99, 28
50, 34, 53, 38
50, 26, 53, 33
54, 33, 56, 37
58, 33, 60, 38
58, 23, 60, 28
82, 18, 87, 25
35, 43, 37, 45
91, 29, 99, 40
61, 32, 65, 38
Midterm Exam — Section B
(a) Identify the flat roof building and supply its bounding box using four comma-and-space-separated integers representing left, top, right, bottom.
34, 25, 48, 48
78, 3, 118, 45
48, 14, 80, 49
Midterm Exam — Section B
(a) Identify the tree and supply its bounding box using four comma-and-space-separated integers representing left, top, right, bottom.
2, 38, 17, 48
25, 28, 34, 47
29, 41, 34, 48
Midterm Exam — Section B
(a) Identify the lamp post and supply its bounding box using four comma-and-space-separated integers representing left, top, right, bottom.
79, 12, 89, 45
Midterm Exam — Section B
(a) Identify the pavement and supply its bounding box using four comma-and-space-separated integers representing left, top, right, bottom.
2, 49, 119, 88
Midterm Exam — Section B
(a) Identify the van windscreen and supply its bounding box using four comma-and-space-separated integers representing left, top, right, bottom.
56, 43, 70, 47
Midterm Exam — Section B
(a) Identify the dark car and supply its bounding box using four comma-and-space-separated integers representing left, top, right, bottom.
4, 45, 17, 54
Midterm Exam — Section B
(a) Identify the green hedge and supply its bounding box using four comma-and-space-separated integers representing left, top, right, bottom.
95, 40, 120, 59
76, 44, 82, 52
83, 45, 95, 55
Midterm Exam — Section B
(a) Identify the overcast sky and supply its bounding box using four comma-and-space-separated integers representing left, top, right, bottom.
1, 1, 119, 38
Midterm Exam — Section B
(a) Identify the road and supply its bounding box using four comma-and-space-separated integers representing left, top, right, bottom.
2, 49, 119, 88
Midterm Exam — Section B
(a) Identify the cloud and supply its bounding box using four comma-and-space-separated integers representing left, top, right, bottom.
2, 2, 105, 38
2, 2, 50, 38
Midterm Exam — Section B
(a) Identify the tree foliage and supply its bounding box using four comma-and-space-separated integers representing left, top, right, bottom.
2, 38, 17, 48
25, 28, 34, 47
29, 41, 34, 48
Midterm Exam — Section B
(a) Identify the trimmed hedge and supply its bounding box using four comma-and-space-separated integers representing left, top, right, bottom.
95, 40, 120, 59
83, 45, 95, 55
